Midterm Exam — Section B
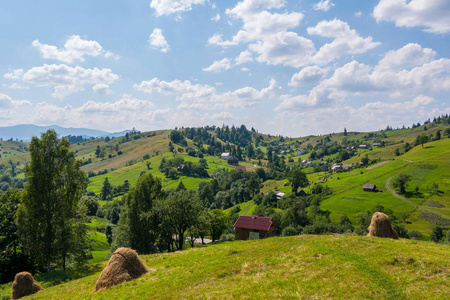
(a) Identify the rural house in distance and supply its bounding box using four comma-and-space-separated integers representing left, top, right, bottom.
233, 215, 277, 240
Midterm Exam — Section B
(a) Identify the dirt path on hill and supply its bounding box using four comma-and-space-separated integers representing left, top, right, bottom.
385, 166, 449, 220
241, 200, 254, 216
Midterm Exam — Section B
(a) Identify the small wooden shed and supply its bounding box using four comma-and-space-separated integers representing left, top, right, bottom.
234, 215, 277, 240
363, 184, 377, 192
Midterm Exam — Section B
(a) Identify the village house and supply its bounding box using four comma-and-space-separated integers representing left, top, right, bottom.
331, 164, 341, 172
296, 149, 305, 155
363, 184, 377, 192
220, 152, 230, 160
359, 145, 367, 149
235, 166, 246, 171
227, 156, 239, 166
234, 215, 277, 240
373, 143, 381, 147
342, 164, 352, 171
275, 191, 285, 199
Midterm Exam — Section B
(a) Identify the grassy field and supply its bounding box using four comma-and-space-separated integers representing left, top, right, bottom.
3, 235, 449, 299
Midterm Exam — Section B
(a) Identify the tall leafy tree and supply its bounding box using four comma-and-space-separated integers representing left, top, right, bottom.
154, 190, 203, 251
113, 173, 164, 254
17, 130, 87, 272
0, 188, 21, 256
287, 168, 309, 192
101, 177, 112, 200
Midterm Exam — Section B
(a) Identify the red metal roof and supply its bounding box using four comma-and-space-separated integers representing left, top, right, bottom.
233, 215, 274, 231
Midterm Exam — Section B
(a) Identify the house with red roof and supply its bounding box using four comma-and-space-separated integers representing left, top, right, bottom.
233, 215, 277, 240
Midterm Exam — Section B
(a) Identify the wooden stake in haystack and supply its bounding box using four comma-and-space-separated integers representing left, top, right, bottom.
11, 272, 43, 300
367, 212, 398, 239
93, 247, 149, 292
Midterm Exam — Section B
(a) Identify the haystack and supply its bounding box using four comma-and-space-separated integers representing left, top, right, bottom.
367, 212, 398, 239
93, 247, 149, 292
11, 271, 43, 300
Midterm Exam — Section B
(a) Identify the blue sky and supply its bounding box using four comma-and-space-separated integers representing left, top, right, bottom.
0, 0, 449, 136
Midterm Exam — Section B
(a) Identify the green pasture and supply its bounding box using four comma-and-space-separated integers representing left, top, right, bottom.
18, 235, 450, 299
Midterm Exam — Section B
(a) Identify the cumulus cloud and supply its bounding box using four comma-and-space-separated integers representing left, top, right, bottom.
249, 32, 316, 68
150, 0, 206, 16
373, 0, 450, 34
276, 43, 450, 111
274, 95, 443, 136
0, 93, 31, 109
313, 0, 335, 12
18, 64, 119, 99
289, 66, 329, 87
203, 58, 232, 72
235, 50, 253, 65
2, 83, 29, 89
148, 28, 170, 53
135, 77, 278, 109
307, 19, 380, 64
375, 43, 436, 72
4, 69, 23, 79
211, 13, 221, 21
32, 35, 116, 63
208, 2, 378, 68
92, 83, 111, 95
28, 94, 170, 131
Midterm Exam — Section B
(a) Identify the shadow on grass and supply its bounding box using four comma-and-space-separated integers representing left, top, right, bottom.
34, 263, 103, 287
404, 191, 425, 199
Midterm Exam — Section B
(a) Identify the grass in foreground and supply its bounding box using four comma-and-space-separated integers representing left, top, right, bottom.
14, 235, 450, 300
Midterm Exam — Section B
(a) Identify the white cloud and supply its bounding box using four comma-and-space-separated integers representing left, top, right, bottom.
240, 67, 250, 72
207, 34, 238, 47
2, 83, 29, 89
148, 28, 170, 53
375, 43, 436, 72
150, 0, 206, 17
211, 13, 221, 21
274, 95, 443, 136
0, 93, 31, 109
135, 77, 278, 109
354, 11, 362, 18
373, 0, 450, 34
92, 83, 111, 95
249, 31, 316, 68
209, 2, 378, 68
289, 66, 329, 87
28, 94, 170, 131
4, 69, 23, 79
308, 19, 380, 64
313, 0, 335, 12
203, 58, 232, 72
20, 64, 119, 99
32, 35, 116, 63
276, 43, 450, 111
235, 50, 253, 65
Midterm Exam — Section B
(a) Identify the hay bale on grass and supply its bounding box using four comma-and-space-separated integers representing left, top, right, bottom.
367, 212, 398, 239
93, 247, 149, 292
11, 271, 43, 300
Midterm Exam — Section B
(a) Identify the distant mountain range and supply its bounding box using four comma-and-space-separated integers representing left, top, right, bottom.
0, 124, 133, 142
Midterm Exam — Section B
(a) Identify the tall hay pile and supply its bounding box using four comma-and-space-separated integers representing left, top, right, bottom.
11, 271, 43, 300
93, 247, 149, 292
367, 212, 398, 239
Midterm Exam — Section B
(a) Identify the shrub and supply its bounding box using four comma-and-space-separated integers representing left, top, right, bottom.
219, 233, 235, 242
282, 225, 298, 236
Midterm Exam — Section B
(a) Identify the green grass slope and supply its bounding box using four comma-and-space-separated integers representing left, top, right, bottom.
13, 235, 450, 299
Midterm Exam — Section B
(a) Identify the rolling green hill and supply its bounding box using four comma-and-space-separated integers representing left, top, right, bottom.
1, 235, 449, 299
1, 120, 450, 237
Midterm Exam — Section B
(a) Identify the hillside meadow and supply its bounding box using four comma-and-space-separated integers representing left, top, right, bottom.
1, 235, 448, 299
